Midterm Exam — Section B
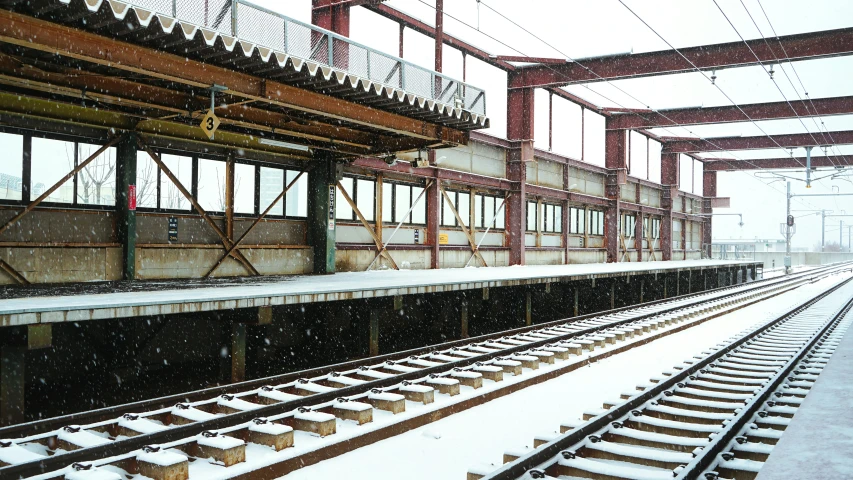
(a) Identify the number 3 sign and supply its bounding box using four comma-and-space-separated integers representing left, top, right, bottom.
200, 109, 221, 140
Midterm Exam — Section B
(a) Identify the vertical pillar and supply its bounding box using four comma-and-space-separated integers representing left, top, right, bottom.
231, 323, 246, 383
311, 0, 350, 36
434, 0, 443, 73
506, 86, 534, 266
703, 171, 717, 258
525, 291, 532, 326
676, 271, 681, 296
369, 308, 379, 356
307, 154, 337, 274
635, 212, 644, 262
639, 278, 644, 303
427, 172, 440, 269
0, 345, 25, 426
225, 157, 235, 240
460, 301, 469, 338
115, 134, 137, 280
610, 280, 615, 309
604, 125, 628, 263
660, 152, 679, 261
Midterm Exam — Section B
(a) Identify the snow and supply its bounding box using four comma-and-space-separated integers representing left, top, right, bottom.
333, 401, 372, 412
197, 433, 245, 450
171, 405, 219, 422
0, 260, 755, 319
116, 415, 168, 435
56, 427, 111, 448
218, 396, 263, 411
367, 392, 405, 402
137, 448, 188, 467
0, 441, 47, 465
249, 421, 293, 436
294, 411, 335, 423
556, 456, 673, 480
399, 384, 433, 394
64, 466, 122, 480
275, 276, 842, 480
258, 389, 303, 403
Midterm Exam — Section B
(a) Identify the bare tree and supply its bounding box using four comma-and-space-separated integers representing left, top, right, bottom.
77, 148, 116, 205
136, 159, 157, 208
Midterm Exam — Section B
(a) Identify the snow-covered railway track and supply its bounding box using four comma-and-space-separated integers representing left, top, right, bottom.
0, 265, 849, 480
470, 269, 853, 480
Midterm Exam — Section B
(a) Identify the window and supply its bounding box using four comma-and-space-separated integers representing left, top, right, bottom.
160, 154, 192, 210
542, 203, 563, 233
197, 158, 226, 212
31, 137, 75, 204
335, 176, 376, 222
285, 170, 308, 218
233, 163, 256, 214
621, 213, 636, 238
527, 201, 538, 231
336, 177, 355, 221
442, 190, 471, 227
643, 217, 661, 239
0, 132, 23, 201
589, 210, 605, 236
136, 152, 158, 209
473, 194, 505, 230
410, 186, 426, 224
259, 167, 284, 216
76, 143, 117, 206
384, 182, 427, 225
569, 207, 585, 234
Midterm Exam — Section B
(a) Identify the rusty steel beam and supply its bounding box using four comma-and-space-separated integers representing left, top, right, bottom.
702, 156, 852, 171
364, 3, 515, 71
0, 9, 467, 146
663, 130, 853, 153
509, 27, 853, 89
608, 96, 853, 130
494, 55, 567, 64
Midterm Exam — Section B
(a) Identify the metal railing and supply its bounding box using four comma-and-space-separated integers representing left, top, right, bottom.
125, 0, 487, 116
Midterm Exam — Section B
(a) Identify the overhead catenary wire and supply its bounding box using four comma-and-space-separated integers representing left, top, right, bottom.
416, 0, 826, 211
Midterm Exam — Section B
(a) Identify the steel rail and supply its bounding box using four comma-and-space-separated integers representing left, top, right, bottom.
1, 266, 845, 478
0, 264, 794, 440
480, 269, 853, 479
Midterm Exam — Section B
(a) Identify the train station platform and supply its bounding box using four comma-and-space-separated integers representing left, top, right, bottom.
755, 307, 853, 480
0, 260, 759, 327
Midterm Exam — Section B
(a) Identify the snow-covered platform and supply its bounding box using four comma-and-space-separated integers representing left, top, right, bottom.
756, 310, 853, 480
0, 260, 759, 327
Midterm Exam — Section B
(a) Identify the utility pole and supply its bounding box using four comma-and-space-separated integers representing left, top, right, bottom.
821, 209, 827, 252
785, 181, 792, 275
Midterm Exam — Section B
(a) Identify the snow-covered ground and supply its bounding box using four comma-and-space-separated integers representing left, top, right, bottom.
761, 265, 815, 279
279, 276, 843, 480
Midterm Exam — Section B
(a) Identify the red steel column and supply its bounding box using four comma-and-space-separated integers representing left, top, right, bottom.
507, 86, 535, 266
312, 0, 350, 36
604, 126, 627, 263
427, 162, 440, 269
660, 152, 680, 261
702, 170, 717, 258
434, 0, 443, 72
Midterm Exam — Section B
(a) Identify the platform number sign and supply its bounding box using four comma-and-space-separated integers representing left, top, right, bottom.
328, 184, 336, 231
200, 109, 220, 140
168, 217, 178, 242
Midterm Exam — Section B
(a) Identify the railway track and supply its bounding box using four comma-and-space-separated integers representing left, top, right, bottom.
0, 264, 848, 480
470, 267, 853, 480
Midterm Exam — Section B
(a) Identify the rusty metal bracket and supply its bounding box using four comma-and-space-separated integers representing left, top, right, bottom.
440, 185, 488, 267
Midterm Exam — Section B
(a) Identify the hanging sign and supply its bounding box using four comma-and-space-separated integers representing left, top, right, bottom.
200, 109, 221, 140
328, 184, 336, 231
128, 185, 137, 211
168, 217, 179, 242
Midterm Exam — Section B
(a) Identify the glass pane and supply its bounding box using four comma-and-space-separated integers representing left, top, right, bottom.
411, 186, 426, 224
286, 170, 308, 217
382, 182, 393, 223
136, 152, 158, 208
570, 208, 577, 234
483, 196, 494, 228
197, 158, 226, 211
395, 184, 411, 223
457, 192, 470, 227
160, 154, 192, 210
259, 167, 284, 216
31, 137, 75, 204
234, 163, 256, 214
0, 133, 23, 201
441, 192, 455, 226
76, 143, 117, 206
495, 198, 505, 229
527, 202, 537, 231
336, 177, 354, 220
579, 209, 585, 234
356, 179, 374, 221
547, 205, 556, 232
555, 206, 563, 233
474, 195, 484, 228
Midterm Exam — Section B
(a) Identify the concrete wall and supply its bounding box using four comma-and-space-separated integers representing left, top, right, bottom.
754, 251, 853, 269
136, 247, 313, 279
0, 246, 122, 284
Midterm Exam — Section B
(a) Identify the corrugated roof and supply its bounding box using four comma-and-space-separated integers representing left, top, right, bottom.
2, 0, 490, 131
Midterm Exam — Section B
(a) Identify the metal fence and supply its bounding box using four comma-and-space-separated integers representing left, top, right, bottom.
124, 0, 487, 115
710, 243, 756, 261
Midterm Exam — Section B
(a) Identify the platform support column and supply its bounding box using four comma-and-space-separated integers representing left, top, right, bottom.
688, 270, 693, 293
525, 291, 532, 326
639, 279, 644, 303
369, 308, 380, 356
460, 301, 469, 339
506, 87, 534, 266
230, 323, 246, 383
610, 281, 615, 309
604, 124, 627, 263
0, 345, 25, 426
573, 288, 579, 317
116, 134, 137, 280
427, 173, 440, 269
308, 154, 337, 274
312, 0, 350, 36
676, 271, 681, 296
703, 171, 717, 258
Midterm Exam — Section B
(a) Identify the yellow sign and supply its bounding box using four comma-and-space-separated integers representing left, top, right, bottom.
438, 233, 449, 245
200, 109, 221, 140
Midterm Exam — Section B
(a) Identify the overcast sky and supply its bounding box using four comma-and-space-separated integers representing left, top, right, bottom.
256, 0, 853, 249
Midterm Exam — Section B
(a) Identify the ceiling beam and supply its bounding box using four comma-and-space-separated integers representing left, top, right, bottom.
662, 130, 853, 153
702, 156, 853, 171
509, 27, 853, 89
607, 96, 853, 130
